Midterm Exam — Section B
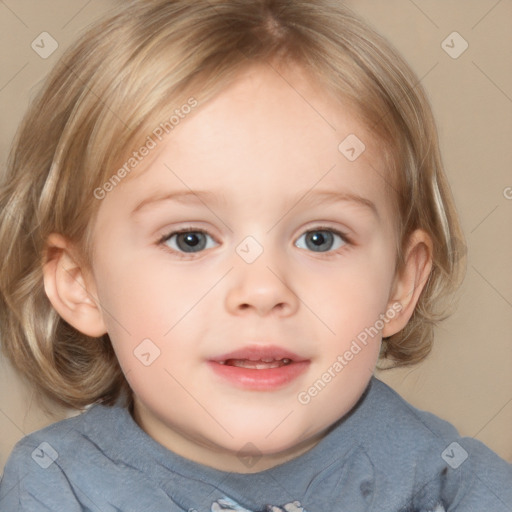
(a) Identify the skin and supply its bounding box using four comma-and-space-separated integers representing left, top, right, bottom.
43, 63, 432, 473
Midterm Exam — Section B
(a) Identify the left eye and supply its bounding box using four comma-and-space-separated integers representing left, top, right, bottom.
162, 230, 217, 253
295, 229, 347, 253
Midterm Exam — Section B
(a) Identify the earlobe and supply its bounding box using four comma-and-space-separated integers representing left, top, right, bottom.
42, 233, 107, 337
382, 229, 433, 338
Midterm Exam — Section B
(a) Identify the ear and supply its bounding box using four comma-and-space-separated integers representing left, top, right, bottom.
382, 229, 433, 338
42, 233, 107, 337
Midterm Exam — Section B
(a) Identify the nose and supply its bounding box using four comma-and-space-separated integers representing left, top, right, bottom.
225, 255, 299, 317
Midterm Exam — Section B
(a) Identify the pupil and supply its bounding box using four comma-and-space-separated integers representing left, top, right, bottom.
312, 233, 325, 245
177, 232, 206, 252
185, 234, 199, 246
307, 231, 333, 252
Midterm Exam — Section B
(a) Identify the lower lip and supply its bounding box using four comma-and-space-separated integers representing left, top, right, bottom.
207, 361, 310, 391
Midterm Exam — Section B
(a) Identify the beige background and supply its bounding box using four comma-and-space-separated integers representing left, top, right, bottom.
1, 0, 511, 474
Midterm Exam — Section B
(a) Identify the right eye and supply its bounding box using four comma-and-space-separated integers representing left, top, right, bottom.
160, 229, 218, 254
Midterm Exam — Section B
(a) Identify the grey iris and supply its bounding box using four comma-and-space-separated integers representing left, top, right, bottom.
176, 232, 207, 252
306, 231, 334, 252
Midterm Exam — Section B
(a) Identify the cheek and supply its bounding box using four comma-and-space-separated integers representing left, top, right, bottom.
301, 250, 395, 333
94, 253, 186, 330
92, 254, 212, 375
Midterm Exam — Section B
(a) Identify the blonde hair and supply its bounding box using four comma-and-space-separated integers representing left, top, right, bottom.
0, 0, 466, 411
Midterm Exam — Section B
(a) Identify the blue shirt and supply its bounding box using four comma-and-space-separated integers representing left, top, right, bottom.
1, 377, 511, 511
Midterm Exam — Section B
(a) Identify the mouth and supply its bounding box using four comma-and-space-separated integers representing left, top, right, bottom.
208, 345, 309, 390
218, 358, 293, 369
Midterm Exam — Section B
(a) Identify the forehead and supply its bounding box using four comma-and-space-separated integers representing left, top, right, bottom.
102, 63, 395, 221
175, 63, 375, 161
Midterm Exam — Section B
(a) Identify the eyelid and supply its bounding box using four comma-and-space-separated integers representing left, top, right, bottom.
157, 226, 213, 244
295, 225, 352, 244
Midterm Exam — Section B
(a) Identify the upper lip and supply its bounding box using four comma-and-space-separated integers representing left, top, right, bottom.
210, 344, 307, 363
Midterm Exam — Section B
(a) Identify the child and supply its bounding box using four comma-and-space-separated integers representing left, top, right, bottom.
0, 0, 510, 510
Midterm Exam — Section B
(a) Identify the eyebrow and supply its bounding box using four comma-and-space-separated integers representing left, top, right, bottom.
290, 190, 378, 217
131, 190, 222, 217
130, 188, 378, 218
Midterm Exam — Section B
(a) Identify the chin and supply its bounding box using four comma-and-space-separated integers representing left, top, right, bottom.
216, 423, 321, 458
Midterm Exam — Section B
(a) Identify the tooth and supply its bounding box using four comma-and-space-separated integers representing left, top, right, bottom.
254, 361, 281, 369
218, 357, 295, 369
229, 359, 279, 369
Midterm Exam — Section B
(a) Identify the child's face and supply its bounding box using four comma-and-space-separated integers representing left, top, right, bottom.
88, 64, 403, 472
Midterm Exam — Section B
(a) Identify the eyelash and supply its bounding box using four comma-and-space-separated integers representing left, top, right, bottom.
157, 226, 353, 259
